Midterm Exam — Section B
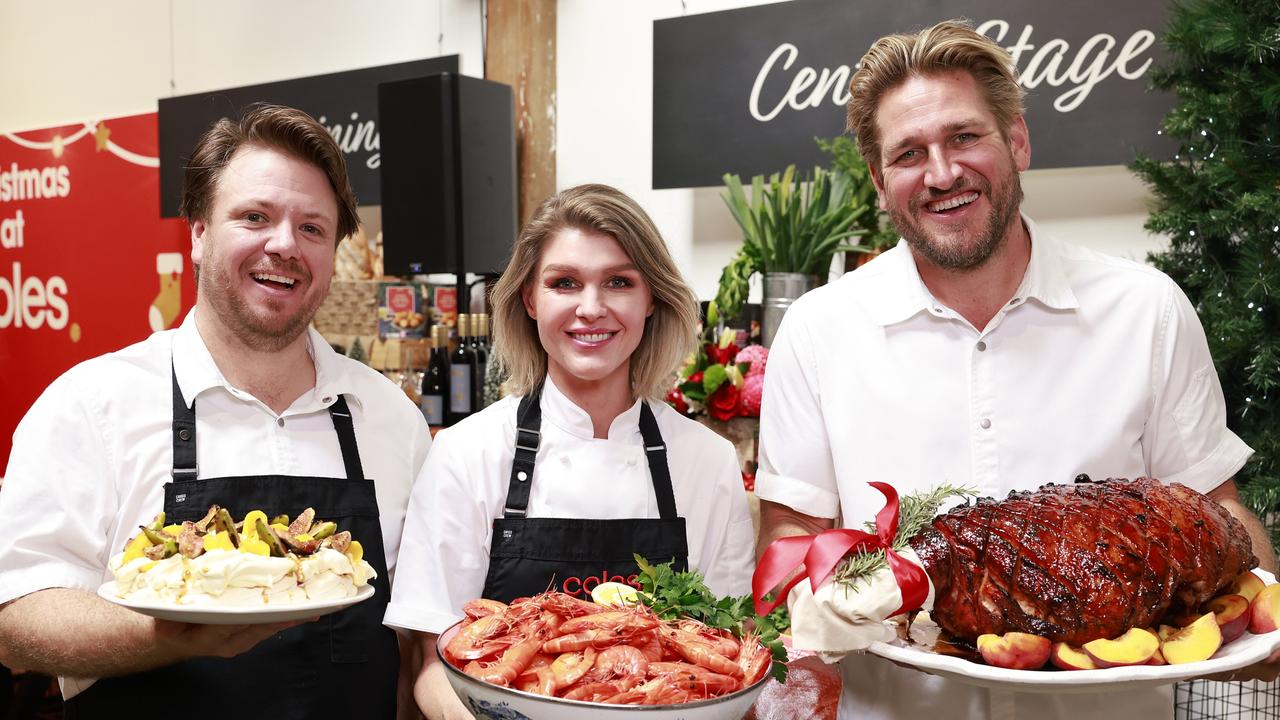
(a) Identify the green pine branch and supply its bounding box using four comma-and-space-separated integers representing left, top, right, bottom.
1130, 0, 1280, 542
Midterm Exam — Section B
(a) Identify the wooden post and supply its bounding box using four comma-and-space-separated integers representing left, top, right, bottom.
485, 0, 556, 226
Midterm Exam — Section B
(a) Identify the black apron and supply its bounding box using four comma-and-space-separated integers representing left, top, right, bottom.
481, 387, 690, 602
65, 363, 399, 719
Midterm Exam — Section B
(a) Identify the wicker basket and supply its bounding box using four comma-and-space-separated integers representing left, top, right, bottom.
314, 279, 379, 339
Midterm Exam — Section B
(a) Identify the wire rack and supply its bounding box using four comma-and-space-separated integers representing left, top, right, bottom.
1176, 680, 1280, 719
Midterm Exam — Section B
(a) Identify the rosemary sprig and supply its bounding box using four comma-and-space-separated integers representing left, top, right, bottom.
832, 484, 976, 588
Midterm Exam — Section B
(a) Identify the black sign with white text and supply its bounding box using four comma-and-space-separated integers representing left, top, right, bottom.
158, 56, 459, 216
653, 1, 1175, 188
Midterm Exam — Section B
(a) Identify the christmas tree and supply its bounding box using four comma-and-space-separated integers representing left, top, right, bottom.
1130, 0, 1280, 532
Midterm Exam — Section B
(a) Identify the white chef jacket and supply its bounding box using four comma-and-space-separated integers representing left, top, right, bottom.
0, 309, 430, 697
756, 216, 1251, 720
383, 375, 756, 635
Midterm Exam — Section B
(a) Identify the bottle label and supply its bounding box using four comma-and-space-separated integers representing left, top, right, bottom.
420, 395, 443, 425
450, 366, 473, 414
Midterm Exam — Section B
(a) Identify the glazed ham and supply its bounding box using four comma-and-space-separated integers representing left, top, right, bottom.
908, 477, 1257, 646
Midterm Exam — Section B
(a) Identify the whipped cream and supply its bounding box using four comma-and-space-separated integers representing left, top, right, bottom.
109, 548, 375, 606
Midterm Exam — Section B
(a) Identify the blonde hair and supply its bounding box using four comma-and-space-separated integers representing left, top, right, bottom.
489, 184, 699, 401
847, 19, 1026, 172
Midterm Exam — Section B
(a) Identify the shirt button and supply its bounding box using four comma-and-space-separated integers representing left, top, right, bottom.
976, 341, 987, 352
322, 396, 333, 404
277, 418, 285, 427
980, 418, 991, 429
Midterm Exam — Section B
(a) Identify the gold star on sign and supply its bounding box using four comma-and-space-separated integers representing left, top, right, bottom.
93, 123, 111, 151
52, 135, 64, 158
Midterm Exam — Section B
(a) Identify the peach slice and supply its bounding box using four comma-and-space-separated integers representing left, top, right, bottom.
1157, 624, 1179, 642
1249, 583, 1280, 634
1208, 594, 1250, 644
976, 632, 1052, 670
1082, 628, 1160, 668
1228, 571, 1266, 603
1049, 642, 1097, 671
1162, 612, 1222, 664
1147, 645, 1167, 666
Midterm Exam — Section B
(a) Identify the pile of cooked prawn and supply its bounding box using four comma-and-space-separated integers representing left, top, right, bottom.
443, 592, 772, 705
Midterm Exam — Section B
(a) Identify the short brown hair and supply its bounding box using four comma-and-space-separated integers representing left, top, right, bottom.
847, 19, 1025, 172
490, 184, 700, 401
179, 103, 359, 241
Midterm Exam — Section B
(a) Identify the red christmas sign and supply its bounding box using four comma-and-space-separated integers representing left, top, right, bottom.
0, 113, 193, 474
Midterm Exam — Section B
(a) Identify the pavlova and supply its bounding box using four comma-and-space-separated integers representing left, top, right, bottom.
108, 505, 374, 606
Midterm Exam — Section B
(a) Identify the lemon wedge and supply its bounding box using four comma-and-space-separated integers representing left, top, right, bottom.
591, 581, 640, 607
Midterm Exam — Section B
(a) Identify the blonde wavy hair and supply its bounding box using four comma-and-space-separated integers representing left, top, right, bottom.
847, 19, 1026, 173
489, 184, 700, 401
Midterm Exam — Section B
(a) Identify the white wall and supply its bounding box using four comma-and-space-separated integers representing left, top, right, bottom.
0, 0, 484, 132
0, 0, 1166, 302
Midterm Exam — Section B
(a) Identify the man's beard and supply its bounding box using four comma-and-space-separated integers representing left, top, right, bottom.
887, 168, 1024, 272
198, 253, 327, 352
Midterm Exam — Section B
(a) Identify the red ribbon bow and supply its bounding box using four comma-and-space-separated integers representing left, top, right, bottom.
752, 482, 929, 619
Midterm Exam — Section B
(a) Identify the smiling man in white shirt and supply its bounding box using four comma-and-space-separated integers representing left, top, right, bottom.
0, 105, 428, 717
756, 20, 1276, 720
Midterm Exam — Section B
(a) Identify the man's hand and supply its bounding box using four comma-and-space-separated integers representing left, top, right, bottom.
151, 618, 306, 659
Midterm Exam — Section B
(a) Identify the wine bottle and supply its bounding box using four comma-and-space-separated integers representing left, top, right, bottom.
449, 314, 475, 422
471, 314, 488, 411
419, 326, 448, 426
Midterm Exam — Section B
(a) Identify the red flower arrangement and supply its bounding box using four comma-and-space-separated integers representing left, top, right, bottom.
667, 304, 769, 421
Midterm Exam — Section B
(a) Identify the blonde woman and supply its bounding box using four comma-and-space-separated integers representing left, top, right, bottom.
384, 184, 755, 719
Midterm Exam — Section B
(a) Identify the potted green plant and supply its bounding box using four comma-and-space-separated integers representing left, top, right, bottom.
817, 135, 899, 261
714, 145, 884, 346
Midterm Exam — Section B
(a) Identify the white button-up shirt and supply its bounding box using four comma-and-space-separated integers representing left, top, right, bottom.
0, 309, 430, 696
757, 217, 1251, 720
384, 376, 756, 635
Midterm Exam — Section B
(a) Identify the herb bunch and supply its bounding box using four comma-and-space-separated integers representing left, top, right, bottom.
633, 555, 790, 683
832, 484, 976, 589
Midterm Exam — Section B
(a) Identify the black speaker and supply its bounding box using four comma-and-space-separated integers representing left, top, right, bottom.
379, 73, 517, 278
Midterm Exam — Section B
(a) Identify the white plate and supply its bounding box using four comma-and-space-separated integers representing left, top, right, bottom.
97, 581, 375, 625
867, 570, 1280, 693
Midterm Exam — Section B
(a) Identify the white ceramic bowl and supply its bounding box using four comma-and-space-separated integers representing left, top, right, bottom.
438, 621, 770, 719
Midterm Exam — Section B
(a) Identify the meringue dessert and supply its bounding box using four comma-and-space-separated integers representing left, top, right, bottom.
108, 505, 374, 606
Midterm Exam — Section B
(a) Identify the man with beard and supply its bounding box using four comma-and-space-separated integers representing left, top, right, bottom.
0, 105, 429, 717
755, 20, 1275, 720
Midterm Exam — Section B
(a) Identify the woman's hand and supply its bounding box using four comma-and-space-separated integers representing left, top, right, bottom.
415, 632, 473, 720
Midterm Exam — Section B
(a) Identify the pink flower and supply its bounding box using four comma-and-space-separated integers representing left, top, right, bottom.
736, 344, 769, 377
738, 373, 765, 417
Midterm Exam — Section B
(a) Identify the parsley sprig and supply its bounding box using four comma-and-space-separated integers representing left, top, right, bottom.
633, 554, 790, 683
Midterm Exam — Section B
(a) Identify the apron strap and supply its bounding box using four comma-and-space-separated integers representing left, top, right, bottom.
501, 389, 678, 520
638, 402, 677, 520
169, 357, 366, 482
328, 395, 366, 482
503, 388, 543, 518
171, 362, 198, 480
